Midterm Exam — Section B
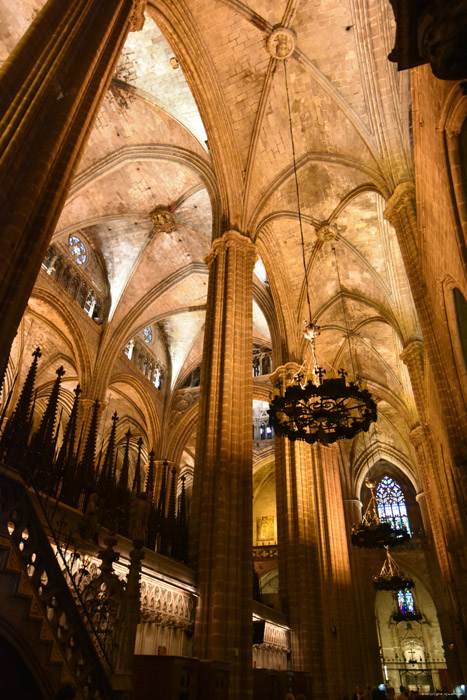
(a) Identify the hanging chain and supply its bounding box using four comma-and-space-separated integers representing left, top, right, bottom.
284, 60, 312, 325
331, 245, 356, 377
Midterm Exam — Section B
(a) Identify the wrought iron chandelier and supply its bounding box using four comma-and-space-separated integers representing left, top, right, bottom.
269, 361, 377, 445
373, 546, 414, 592
268, 61, 377, 446
351, 479, 411, 548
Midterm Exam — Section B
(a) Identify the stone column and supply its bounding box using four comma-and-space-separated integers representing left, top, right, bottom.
0, 0, 146, 373
384, 185, 466, 463
405, 377, 467, 685
415, 491, 431, 538
272, 363, 365, 698
342, 498, 382, 688
318, 445, 367, 696
190, 230, 256, 700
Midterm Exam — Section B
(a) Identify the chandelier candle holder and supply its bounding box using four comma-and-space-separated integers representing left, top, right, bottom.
373, 546, 414, 591
351, 479, 411, 548
268, 362, 377, 446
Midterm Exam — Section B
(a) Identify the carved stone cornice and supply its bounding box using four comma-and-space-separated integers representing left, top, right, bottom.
129, 0, 147, 32
205, 230, 256, 268
140, 577, 194, 631
383, 182, 416, 224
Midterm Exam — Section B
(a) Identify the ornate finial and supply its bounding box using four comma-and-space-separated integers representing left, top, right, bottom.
145, 450, 156, 497
98, 412, 119, 492
293, 369, 305, 386
267, 27, 296, 60
79, 399, 101, 489
132, 436, 143, 494
174, 474, 188, 563
314, 366, 326, 384
118, 429, 132, 492
54, 381, 81, 501
29, 363, 66, 482
156, 458, 168, 513
167, 466, 178, 523
0, 347, 42, 462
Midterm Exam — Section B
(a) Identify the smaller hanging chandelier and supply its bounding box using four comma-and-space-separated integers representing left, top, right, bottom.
373, 546, 414, 591
351, 479, 411, 548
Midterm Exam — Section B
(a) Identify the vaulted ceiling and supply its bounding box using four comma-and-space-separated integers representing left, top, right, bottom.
3, 0, 422, 484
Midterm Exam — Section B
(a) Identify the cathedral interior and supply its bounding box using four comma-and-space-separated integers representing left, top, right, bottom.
0, 1, 466, 699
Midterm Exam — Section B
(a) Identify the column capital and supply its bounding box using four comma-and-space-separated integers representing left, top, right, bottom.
205, 230, 256, 268
409, 423, 425, 448
129, 0, 147, 32
269, 362, 301, 391
383, 182, 416, 224
400, 338, 424, 367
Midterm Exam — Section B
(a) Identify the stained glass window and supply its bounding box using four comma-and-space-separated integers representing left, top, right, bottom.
142, 326, 152, 344
376, 476, 411, 534
397, 589, 415, 615
68, 235, 87, 265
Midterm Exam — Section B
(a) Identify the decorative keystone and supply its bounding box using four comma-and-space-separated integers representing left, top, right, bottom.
267, 27, 296, 60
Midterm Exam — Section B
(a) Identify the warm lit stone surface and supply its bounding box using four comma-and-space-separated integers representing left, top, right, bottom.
1, 0, 467, 697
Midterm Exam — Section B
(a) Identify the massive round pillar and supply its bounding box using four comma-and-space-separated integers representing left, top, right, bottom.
190, 230, 256, 700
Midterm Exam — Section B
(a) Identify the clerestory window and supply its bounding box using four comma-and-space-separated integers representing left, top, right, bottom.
376, 475, 411, 534
69, 235, 87, 265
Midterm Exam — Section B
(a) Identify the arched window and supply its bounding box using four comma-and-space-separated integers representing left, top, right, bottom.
397, 589, 415, 615
142, 325, 152, 343
69, 235, 87, 265
376, 476, 411, 534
